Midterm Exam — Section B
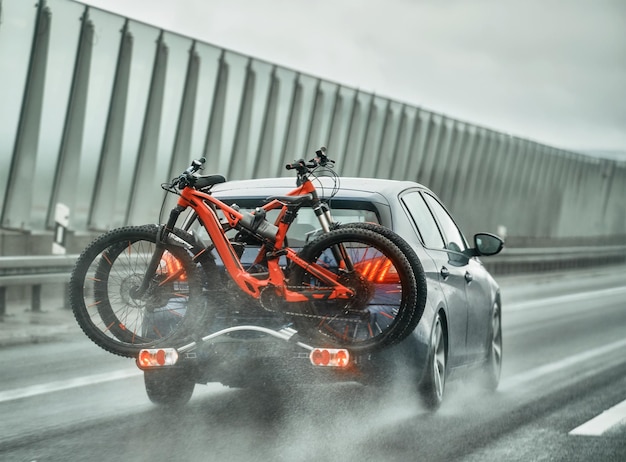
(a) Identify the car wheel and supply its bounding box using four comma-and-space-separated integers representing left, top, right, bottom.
479, 301, 502, 392
144, 368, 195, 406
419, 313, 447, 411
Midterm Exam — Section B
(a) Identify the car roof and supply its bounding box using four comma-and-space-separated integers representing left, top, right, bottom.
211, 176, 431, 202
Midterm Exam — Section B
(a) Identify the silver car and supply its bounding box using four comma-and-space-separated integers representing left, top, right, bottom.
142, 177, 504, 411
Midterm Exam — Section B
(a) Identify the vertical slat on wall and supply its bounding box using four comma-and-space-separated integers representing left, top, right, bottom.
466, 129, 496, 233
553, 152, 575, 238
391, 108, 419, 181
447, 124, 477, 214
253, 66, 279, 178
530, 146, 553, 237
510, 141, 534, 237
359, 99, 387, 178
610, 163, 626, 235
507, 138, 530, 234
599, 158, 616, 220
553, 151, 573, 234
88, 20, 133, 230
168, 41, 199, 182
1, 1, 51, 229
525, 144, 548, 236
387, 106, 411, 181
545, 148, 566, 236
203, 50, 228, 173
125, 31, 168, 225
340, 90, 361, 173
228, 59, 255, 180
479, 131, 503, 201
47, 7, 93, 229
405, 110, 432, 182
444, 122, 469, 208
429, 118, 455, 199
374, 103, 403, 180
277, 74, 303, 175
303, 79, 324, 153
415, 113, 442, 185
562, 154, 587, 237
349, 94, 375, 177
322, 85, 341, 158
487, 134, 514, 233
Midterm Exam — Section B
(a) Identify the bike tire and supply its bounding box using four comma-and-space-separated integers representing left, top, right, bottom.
338, 222, 427, 333
289, 227, 421, 352
69, 225, 204, 358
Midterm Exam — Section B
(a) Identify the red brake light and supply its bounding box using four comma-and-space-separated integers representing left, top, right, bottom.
354, 256, 399, 283
310, 348, 350, 367
161, 252, 187, 281
137, 348, 179, 369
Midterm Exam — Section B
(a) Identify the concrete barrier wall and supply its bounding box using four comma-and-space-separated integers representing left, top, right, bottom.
1, 0, 625, 249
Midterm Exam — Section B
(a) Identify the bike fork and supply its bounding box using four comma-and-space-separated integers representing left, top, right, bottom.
316, 202, 354, 272
130, 206, 185, 299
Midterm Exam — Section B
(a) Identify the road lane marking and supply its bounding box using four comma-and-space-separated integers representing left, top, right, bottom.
570, 399, 626, 436
506, 285, 626, 312
0, 369, 142, 403
499, 337, 626, 392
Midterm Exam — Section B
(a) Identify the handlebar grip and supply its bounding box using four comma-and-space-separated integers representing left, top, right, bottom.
285, 159, 306, 170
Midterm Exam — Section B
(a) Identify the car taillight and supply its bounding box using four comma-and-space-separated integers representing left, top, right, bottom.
310, 348, 350, 367
161, 251, 187, 281
354, 256, 400, 284
137, 348, 179, 369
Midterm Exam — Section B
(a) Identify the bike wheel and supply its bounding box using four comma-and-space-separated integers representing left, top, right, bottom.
338, 222, 427, 332
69, 225, 204, 357
290, 227, 421, 352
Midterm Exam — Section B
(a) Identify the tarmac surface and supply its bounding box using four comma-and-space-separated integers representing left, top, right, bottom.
0, 298, 79, 348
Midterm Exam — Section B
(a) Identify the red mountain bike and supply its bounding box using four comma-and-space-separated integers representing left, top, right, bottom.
70, 149, 424, 358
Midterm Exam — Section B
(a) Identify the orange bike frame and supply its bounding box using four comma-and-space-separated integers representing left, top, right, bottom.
175, 181, 355, 302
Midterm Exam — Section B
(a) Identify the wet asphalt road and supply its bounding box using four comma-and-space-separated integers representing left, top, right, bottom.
1, 265, 625, 462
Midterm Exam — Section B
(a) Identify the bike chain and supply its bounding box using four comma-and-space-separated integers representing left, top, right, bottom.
258, 285, 364, 324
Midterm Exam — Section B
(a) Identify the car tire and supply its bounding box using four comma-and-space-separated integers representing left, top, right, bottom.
419, 312, 447, 411
144, 368, 195, 407
478, 301, 502, 392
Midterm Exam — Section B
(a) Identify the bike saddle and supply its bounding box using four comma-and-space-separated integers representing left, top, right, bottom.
195, 174, 226, 189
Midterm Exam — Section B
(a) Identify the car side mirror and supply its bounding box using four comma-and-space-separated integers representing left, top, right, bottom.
472, 233, 504, 256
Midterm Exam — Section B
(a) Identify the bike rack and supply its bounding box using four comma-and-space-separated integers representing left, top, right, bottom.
137, 326, 352, 369
177, 325, 315, 354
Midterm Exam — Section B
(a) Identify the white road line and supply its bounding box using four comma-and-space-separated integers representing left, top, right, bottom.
570, 399, 626, 436
0, 369, 142, 404
506, 285, 626, 312
499, 337, 626, 392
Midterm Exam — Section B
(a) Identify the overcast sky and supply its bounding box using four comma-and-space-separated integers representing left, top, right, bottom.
79, 0, 626, 156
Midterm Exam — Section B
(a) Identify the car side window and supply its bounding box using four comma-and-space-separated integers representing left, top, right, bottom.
401, 191, 446, 249
422, 193, 467, 252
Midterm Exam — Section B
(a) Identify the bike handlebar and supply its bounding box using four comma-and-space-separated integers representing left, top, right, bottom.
285, 147, 334, 173
185, 157, 206, 174
173, 147, 333, 191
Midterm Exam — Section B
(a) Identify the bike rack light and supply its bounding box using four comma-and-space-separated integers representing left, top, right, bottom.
136, 348, 179, 369
310, 348, 350, 367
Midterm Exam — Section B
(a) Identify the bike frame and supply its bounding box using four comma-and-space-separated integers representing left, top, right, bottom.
160, 175, 355, 303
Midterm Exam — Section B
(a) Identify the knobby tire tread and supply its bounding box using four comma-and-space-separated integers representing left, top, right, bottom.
291, 227, 421, 352
69, 225, 204, 358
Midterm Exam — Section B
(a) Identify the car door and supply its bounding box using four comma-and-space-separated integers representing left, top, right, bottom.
400, 190, 469, 367
421, 193, 492, 361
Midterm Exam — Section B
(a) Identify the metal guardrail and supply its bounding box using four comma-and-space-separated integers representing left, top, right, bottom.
1, 245, 626, 316
483, 245, 626, 274
0, 255, 77, 315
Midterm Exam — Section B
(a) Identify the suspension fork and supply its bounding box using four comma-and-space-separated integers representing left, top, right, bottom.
130, 205, 185, 299
313, 200, 354, 272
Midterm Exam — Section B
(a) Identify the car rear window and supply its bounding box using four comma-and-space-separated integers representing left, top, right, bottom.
219, 198, 380, 247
